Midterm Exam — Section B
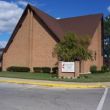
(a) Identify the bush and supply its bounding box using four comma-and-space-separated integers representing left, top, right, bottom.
101, 65, 109, 72
33, 67, 42, 73
51, 67, 58, 77
52, 67, 58, 73
33, 67, 51, 73
96, 70, 103, 73
7, 66, 30, 72
42, 67, 51, 73
0, 67, 2, 71
90, 65, 97, 73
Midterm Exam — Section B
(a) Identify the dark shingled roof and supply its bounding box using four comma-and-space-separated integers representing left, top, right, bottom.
58, 14, 103, 37
30, 5, 64, 40
4, 4, 103, 53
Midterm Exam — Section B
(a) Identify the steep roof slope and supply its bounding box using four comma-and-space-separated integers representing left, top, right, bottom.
31, 4, 103, 39
58, 14, 103, 37
30, 5, 64, 40
4, 4, 103, 53
4, 4, 64, 52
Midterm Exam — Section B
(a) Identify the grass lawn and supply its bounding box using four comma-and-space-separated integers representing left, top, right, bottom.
0, 71, 110, 82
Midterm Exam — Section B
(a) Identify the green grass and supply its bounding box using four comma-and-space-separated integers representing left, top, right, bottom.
0, 71, 110, 82
71, 72, 110, 82
0, 72, 54, 80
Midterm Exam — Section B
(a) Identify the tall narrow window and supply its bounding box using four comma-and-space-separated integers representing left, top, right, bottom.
94, 51, 96, 60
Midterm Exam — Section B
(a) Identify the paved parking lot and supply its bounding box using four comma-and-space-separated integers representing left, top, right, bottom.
0, 83, 109, 110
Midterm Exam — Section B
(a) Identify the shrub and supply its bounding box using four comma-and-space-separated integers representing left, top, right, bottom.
52, 67, 58, 73
101, 65, 109, 72
96, 70, 103, 73
90, 65, 97, 73
33, 67, 42, 73
60, 76, 64, 79
0, 67, 2, 71
42, 67, 51, 73
7, 66, 30, 72
51, 67, 58, 77
33, 67, 51, 73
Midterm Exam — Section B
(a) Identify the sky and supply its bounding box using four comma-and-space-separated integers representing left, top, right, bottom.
0, 0, 110, 48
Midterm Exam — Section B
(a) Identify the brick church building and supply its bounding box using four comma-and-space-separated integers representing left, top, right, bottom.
1, 4, 104, 74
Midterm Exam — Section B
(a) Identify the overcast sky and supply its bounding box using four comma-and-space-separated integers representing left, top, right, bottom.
0, 0, 110, 48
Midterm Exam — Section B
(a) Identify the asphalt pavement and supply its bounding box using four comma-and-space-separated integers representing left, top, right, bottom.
0, 83, 109, 110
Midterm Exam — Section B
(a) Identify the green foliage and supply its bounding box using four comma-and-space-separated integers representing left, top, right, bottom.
0, 67, 2, 71
54, 32, 92, 61
33, 67, 42, 73
104, 16, 110, 36
52, 67, 58, 73
51, 67, 58, 77
104, 15, 110, 60
42, 67, 51, 73
90, 65, 97, 73
90, 65, 109, 74
96, 70, 104, 73
33, 67, 51, 73
7, 66, 30, 72
0, 71, 110, 82
101, 65, 109, 72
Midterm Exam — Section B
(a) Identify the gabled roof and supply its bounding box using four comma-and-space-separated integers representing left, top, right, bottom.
30, 5, 64, 40
58, 14, 103, 37
4, 4, 103, 53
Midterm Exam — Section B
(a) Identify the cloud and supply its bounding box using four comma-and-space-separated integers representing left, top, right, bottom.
0, 41, 7, 48
107, 6, 110, 12
17, 0, 28, 7
56, 17, 61, 19
0, 1, 23, 35
0, 0, 47, 36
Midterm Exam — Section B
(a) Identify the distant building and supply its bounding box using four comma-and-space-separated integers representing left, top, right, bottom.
2, 4, 104, 74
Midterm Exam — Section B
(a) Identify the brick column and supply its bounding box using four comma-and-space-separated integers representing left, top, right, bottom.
28, 10, 33, 72
74, 61, 80, 77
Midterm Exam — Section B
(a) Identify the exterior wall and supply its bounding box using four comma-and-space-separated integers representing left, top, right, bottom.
2, 10, 58, 71
2, 10, 31, 71
2, 9, 103, 74
32, 15, 57, 69
80, 21, 103, 74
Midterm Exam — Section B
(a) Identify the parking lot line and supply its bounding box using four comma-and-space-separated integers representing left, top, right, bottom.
96, 88, 108, 110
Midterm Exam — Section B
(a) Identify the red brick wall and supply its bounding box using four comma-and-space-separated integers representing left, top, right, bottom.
2, 9, 103, 74
31, 13, 57, 69
2, 10, 31, 71
80, 21, 103, 74
2, 9, 57, 71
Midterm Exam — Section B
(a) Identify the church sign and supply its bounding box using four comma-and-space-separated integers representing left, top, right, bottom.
61, 62, 75, 73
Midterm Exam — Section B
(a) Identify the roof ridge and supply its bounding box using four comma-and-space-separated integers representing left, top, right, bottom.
28, 4, 64, 40
3, 4, 103, 54
28, 4, 56, 20
58, 13, 103, 21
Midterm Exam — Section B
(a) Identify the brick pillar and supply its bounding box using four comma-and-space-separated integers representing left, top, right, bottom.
28, 9, 33, 72
74, 61, 80, 77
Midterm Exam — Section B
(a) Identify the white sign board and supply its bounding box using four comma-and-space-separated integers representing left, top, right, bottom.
61, 62, 75, 72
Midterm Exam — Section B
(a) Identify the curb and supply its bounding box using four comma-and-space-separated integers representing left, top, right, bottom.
0, 79, 107, 89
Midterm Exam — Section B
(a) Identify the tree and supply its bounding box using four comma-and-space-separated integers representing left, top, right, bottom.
104, 16, 110, 59
104, 15, 110, 66
54, 33, 92, 62
104, 15, 110, 36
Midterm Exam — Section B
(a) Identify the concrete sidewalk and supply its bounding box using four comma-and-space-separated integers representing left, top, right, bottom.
0, 77, 110, 89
